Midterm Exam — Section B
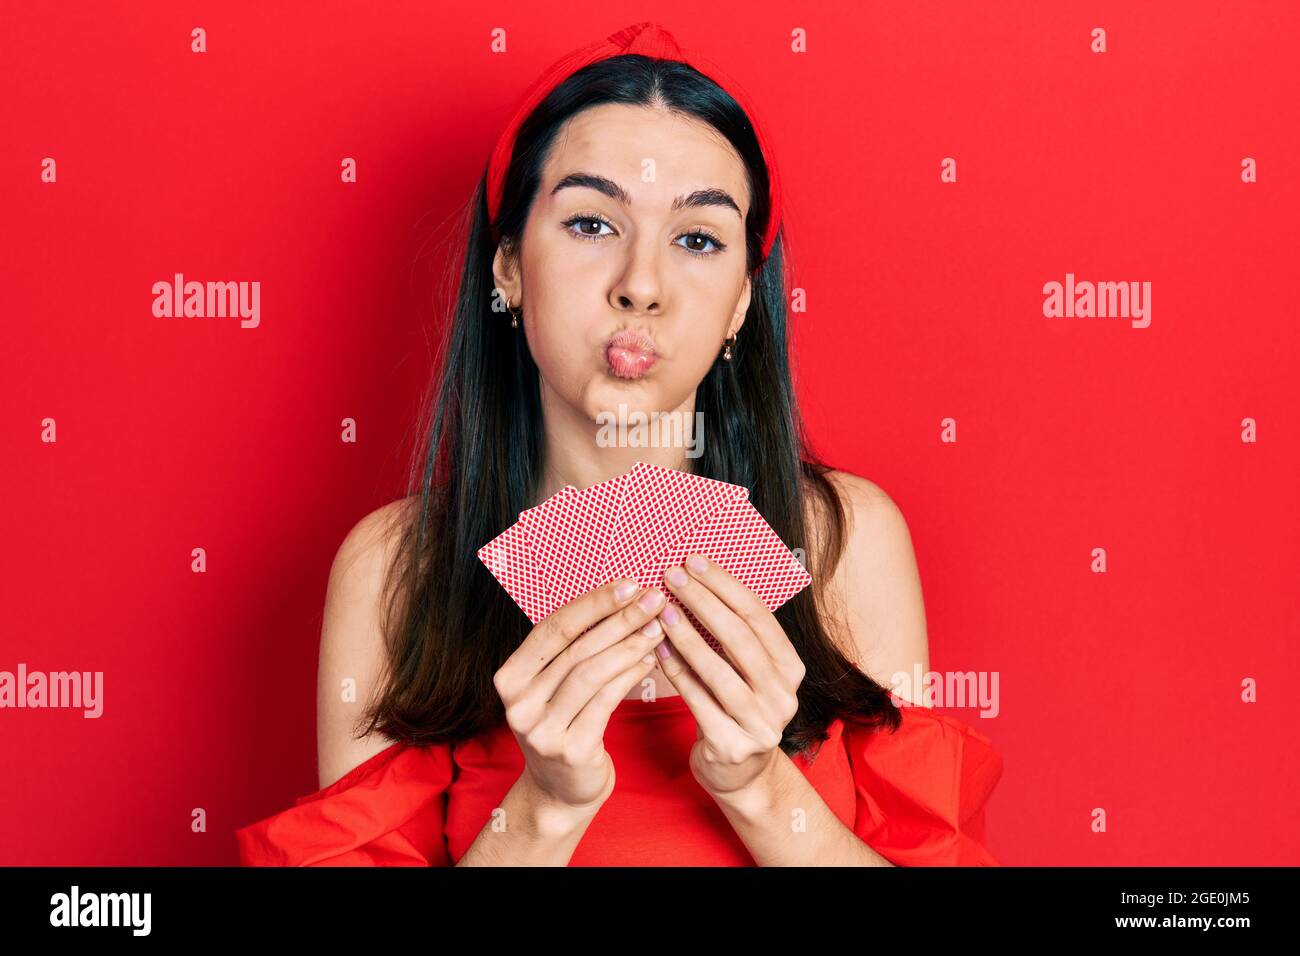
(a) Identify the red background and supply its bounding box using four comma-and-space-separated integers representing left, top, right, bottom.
3, 1, 1297, 865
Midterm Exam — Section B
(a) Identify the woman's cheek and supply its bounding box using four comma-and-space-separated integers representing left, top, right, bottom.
530, 325, 589, 397
677, 334, 721, 384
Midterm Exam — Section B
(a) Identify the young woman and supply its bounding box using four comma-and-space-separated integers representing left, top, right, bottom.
236, 22, 1004, 867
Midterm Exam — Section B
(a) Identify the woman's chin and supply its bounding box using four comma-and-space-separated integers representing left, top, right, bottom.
585, 379, 663, 419
591, 369, 654, 402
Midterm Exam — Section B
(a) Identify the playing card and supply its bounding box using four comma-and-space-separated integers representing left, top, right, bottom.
603, 461, 748, 586
673, 498, 812, 610
477, 462, 808, 649
477, 521, 557, 623
521, 475, 625, 606
516, 484, 577, 596
642, 496, 810, 655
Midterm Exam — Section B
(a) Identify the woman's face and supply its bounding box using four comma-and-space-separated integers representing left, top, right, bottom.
493, 103, 753, 427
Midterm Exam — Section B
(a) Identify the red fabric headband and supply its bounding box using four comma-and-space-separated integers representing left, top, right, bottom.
485, 21, 783, 267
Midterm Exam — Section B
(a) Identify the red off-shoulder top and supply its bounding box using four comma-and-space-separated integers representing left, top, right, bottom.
235, 693, 1003, 866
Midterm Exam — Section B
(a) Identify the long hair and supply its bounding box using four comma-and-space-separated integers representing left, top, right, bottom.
361, 54, 902, 758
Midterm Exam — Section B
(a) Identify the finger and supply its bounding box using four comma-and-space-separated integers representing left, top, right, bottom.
645, 628, 739, 742
566, 650, 661, 742
499, 577, 640, 694
662, 565, 781, 698
535, 620, 667, 735
527, 588, 667, 705
680, 554, 803, 674
656, 601, 770, 739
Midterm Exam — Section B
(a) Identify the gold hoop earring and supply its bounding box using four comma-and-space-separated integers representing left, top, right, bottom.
507, 300, 521, 329
722, 333, 737, 361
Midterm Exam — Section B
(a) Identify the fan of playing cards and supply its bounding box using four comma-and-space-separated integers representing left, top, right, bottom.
477, 461, 811, 652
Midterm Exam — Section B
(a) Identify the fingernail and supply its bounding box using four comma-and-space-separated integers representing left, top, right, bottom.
641, 619, 662, 638
656, 640, 673, 660
615, 581, 637, 600
665, 568, 687, 588
686, 555, 707, 574
641, 653, 655, 664
661, 604, 680, 626
638, 589, 664, 612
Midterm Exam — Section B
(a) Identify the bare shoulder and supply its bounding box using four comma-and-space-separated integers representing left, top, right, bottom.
316, 495, 420, 789
821, 469, 894, 513
327, 495, 419, 586
808, 469, 930, 698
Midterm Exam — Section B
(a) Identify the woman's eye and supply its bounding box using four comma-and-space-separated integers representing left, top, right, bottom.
563, 216, 725, 256
566, 216, 614, 239
676, 232, 725, 256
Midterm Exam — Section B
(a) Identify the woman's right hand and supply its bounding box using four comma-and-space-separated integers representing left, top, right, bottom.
493, 579, 667, 812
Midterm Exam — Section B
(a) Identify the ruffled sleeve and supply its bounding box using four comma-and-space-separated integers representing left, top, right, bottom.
235, 742, 455, 866
843, 701, 1004, 866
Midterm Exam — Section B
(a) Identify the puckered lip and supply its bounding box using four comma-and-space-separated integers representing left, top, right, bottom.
605, 328, 658, 356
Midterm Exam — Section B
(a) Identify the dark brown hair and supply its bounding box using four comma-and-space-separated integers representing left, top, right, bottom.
360, 54, 902, 759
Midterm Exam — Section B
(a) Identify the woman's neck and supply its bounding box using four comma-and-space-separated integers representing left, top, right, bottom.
532, 383, 702, 505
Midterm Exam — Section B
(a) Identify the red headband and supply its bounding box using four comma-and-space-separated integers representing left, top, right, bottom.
485, 21, 783, 267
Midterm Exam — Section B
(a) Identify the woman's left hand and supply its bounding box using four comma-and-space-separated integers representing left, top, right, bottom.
653, 554, 807, 796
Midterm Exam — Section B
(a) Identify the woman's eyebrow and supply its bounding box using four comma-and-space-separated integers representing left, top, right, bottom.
551, 171, 742, 218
